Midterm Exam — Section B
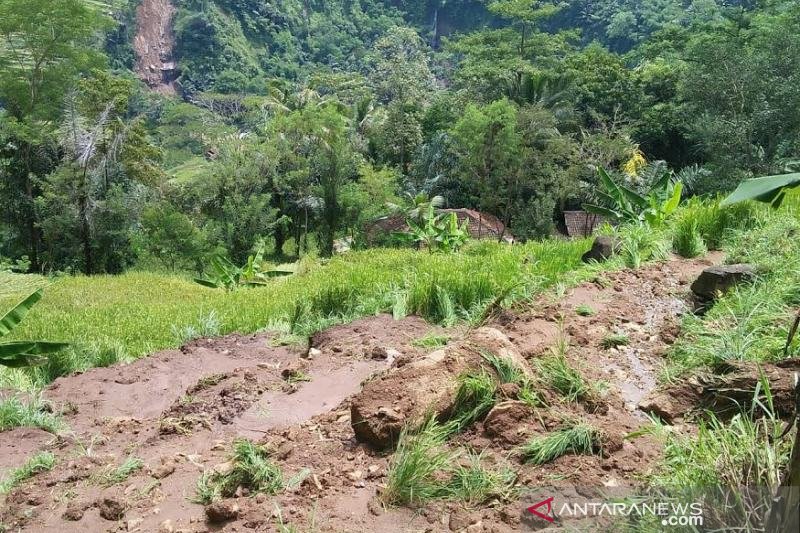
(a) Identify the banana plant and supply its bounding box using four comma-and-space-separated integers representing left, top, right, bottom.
583, 168, 682, 228
1, 289, 68, 368
195, 246, 294, 291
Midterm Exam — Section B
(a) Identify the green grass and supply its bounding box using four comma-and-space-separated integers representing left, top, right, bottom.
575, 304, 595, 317
193, 439, 284, 504
0, 239, 591, 389
0, 395, 63, 433
443, 451, 516, 505
447, 371, 498, 434
520, 423, 603, 465
672, 217, 707, 258
411, 333, 450, 350
99, 456, 144, 486
383, 418, 454, 506
535, 339, 596, 404
601, 332, 630, 349
383, 419, 514, 508
650, 381, 793, 527
664, 214, 800, 380
0, 451, 56, 494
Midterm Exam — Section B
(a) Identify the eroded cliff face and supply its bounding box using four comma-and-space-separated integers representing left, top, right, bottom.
133, 0, 178, 94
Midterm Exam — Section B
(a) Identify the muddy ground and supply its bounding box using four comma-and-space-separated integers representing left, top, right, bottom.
1, 253, 790, 532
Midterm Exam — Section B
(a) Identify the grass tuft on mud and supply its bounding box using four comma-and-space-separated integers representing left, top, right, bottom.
0, 395, 62, 433
0, 451, 56, 494
520, 423, 603, 465
384, 418, 516, 507
193, 439, 284, 504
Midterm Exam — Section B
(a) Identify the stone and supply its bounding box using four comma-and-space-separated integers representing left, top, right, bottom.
691, 264, 756, 301
581, 236, 620, 263
150, 463, 175, 480
159, 519, 174, 533
126, 517, 144, 531
305, 347, 322, 359
98, 496, 126, 521
205, 500, 240, 523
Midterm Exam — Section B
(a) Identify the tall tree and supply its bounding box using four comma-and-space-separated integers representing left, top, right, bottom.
0, 0, 109, 270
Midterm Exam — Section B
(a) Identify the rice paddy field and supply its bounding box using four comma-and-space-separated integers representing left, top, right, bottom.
0, 238, 596, 389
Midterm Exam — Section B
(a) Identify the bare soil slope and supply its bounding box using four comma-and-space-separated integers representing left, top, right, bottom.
134, 0, 178, 94
2, 254, 793, 532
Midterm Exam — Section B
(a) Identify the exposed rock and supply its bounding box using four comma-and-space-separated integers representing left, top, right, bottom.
98, 496, 126, 521
205, 500, 240, 523
350, 328, 530, 449
149, 462, 175, 480
582, 236, 620, 263
690, 264, 756, 301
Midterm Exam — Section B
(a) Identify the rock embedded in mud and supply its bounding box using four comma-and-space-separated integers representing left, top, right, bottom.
205, 500, 240, 523
350, 327, 530, 449
581, 236, 620, 263
98, 496, 126, 521
690, 264, 756, 301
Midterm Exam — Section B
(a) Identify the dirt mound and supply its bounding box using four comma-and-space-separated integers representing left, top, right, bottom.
350, 327, 528, 449
311, 313, 441, 361
134, 0, 178, 94
640, 358, 800, 422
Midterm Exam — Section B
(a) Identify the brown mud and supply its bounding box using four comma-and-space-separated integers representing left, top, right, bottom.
2, 253, 793, 532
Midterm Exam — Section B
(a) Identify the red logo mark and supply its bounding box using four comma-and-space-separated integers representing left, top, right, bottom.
527, 497, 555, 523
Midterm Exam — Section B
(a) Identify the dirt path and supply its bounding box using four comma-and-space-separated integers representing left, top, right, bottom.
134, 0, 178, 94
0, 256, 730, 532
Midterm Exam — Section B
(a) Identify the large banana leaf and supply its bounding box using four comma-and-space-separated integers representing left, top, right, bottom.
0, 289, 43, 338
721, 173, 800, 208
0, 289, 68, 368
0, 341, 69, 367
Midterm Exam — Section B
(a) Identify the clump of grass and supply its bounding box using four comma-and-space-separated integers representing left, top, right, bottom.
447, 370, 498, 434
193, 439, 284, 504
601, 332, 630, 349
536, 342, 592, 404
285, 370, 311, 385
651, 381, 791, 527
575, 304, 595, 317
672, 217, 708, 258
191, 472, 221, 505
100, 456, 144, 486
444, 452, 516, 505
383, 418, 454, 506
520, 423, 603, 465
480, 350, 545, 408
172, 310, 221, 344
411, 333, 450, 350
0, 451, 56, 494
0, 395, 63, 433
384, 419, 515, 508
618, 224, 669, 269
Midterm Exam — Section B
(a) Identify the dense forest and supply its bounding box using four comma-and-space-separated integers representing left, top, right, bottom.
1, 0, 798, 274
